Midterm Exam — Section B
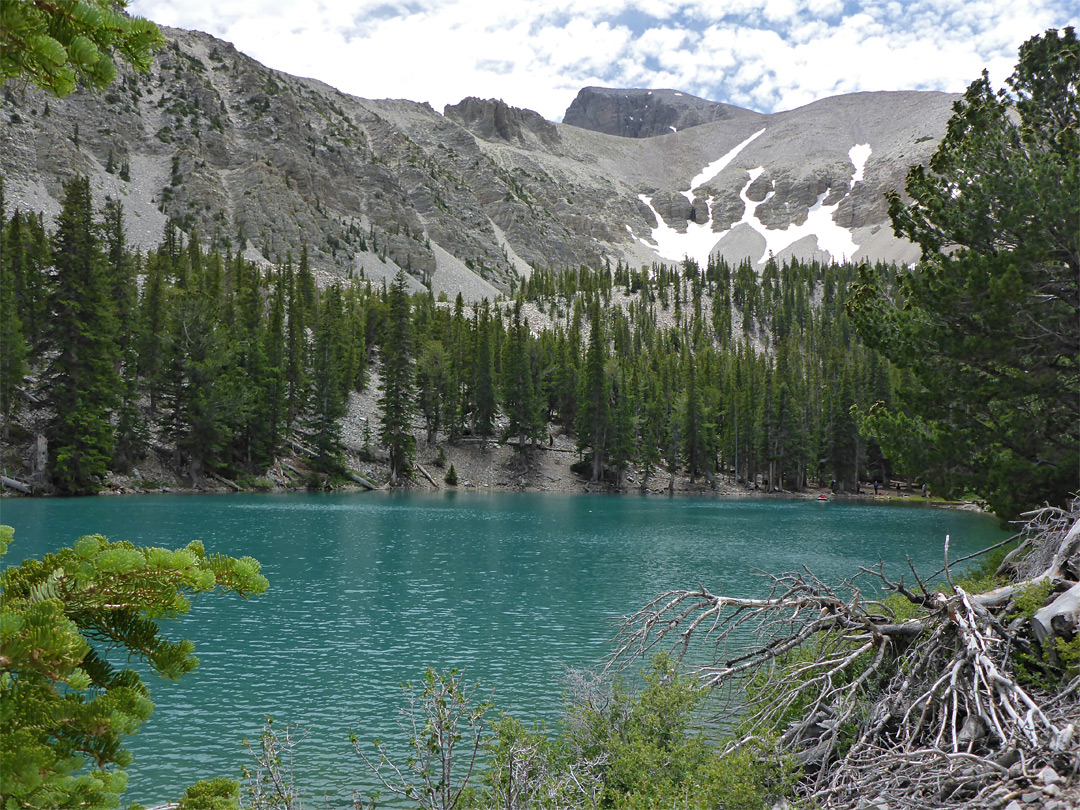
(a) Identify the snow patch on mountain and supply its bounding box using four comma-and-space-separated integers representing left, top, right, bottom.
638, 192, 726, 266
849, 143, 871, 185
637, 141, 873, 268
734, 169, 858, 264
682, 128, 766, 202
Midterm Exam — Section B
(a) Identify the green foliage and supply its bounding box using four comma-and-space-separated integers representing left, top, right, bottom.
694, 740, 799, 810
500, 300, 545, 449
0, 0, 165, 97
574, 302, 611, 483
1053, 635, 1080, 678
848, 27, 1079, 519
0, 180, 28, 435
0, 528, 268, 810
1008, 580, 1075, 689
444, 463, 459, 486
178, 778, 241, 810
560, 655, 797, 810
307, 285, 350, 473
1014, 579, 1055, 621
952, 542, 1017, 593
45, 176, 120, 493
379, 271, 417, 483
240, 718, 304, 810
353, 668, 491, 810
8, 176, 934, 497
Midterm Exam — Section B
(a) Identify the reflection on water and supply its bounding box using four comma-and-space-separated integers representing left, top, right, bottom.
1, 492, 1006, 806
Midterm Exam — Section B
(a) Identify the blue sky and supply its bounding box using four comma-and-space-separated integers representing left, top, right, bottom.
130, 0, 1077, 120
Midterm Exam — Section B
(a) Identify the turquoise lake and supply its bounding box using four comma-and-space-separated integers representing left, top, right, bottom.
0, 492, 1009, 807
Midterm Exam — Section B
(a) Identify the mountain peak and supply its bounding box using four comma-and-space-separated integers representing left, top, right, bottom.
444, 97, 561, 149
562, 87, 761, 138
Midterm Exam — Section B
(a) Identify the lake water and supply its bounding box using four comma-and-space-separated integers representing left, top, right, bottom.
0, 492, 1008, 806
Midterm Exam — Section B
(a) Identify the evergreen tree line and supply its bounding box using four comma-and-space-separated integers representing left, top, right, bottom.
3, 176, 917, 496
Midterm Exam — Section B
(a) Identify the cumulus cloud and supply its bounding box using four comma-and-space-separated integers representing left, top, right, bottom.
130, 0, 1077, 119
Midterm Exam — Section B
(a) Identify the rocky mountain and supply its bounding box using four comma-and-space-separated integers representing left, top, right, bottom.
563, 87, 752, 138
0, 26, 958, 299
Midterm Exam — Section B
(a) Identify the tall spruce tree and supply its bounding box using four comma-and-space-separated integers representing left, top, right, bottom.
471, 300, 498, 447
379, 270, 416, 483
307, 286, 349, 473
575, 301, 611, 482
45, 177, 120, 494
417, 339, 449, 446
0, 182, 28, 438
101, 198, 144, 470
500, 300, 543, 449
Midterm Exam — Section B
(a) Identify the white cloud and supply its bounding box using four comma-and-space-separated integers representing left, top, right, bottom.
129, 0, 1079, 120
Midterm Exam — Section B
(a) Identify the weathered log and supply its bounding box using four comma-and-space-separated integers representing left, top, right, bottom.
0, 475, 31, 494
208, 470, 243, 492
414, 462, 439, 489
281, 461, 308, 478
345, 469, 377, 490
287, 438, 317, 457
1032, 580, 1080, 647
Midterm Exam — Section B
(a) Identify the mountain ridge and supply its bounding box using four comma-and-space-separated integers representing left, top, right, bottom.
0, 26, 959, 298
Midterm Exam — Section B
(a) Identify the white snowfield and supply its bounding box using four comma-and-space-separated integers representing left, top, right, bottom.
684, 128, 767, 201
637, 139, 873, 269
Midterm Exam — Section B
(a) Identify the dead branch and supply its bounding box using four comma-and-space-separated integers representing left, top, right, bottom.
611, 499, 1080, 809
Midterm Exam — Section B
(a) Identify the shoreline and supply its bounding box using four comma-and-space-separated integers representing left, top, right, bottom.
2, 410, 981, 510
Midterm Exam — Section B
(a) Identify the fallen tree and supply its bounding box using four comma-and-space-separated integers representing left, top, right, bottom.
612, 501, 1080, 809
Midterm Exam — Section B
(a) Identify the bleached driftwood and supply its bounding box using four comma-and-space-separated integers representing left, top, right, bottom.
208, 470, 243, 492
414, 462, 439, 489
611, 500, 1080, 810
1033, 581, 1080, 647
0, 475, 31, 494
345, 469, 377, 490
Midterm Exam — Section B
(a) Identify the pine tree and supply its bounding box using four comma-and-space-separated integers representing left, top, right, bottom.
99, 198, 146, 470
575, 301, 611, 482
261, 267, 289, 463
45, 177, 120, 494
1, 0, 164, 97
849, 28, 1079, 517
136, 250, 169, 414
379, 270, 416, 483
442, 293, 469, 442
609, 371, 636, 487
5, 206, 50, 351
471, 300, 498, 447
681, 350, 710, 484
417, 339, 449, 445
307, 286, 349, 473
0, 182, 28, 438
0, 527, 266, 810
500, 300, 543, 449
283, 260, 310, 430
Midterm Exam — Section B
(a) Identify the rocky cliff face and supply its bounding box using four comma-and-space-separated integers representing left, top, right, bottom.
0, 27, 958, 298
444, 97, 561, 149
562, 86, 757, 138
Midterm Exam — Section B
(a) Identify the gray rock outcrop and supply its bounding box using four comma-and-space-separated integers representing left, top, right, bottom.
562, 86, 757, 138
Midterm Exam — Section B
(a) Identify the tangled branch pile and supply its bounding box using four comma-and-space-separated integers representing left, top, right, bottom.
613, 502, 1080, 809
